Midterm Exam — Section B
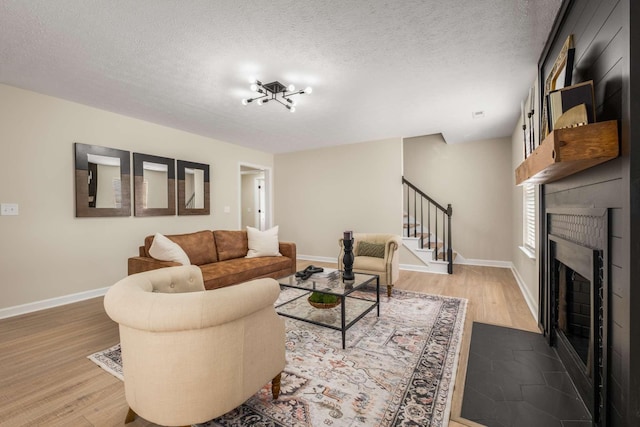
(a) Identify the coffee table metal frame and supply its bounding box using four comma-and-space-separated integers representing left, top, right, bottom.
275, 271, 380, 349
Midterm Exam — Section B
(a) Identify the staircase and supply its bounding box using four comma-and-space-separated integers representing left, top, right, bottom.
402, 177, 457, 274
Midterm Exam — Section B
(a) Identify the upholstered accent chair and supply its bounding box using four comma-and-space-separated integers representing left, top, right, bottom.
338, 233, 402, 297
103, 266, 286, 427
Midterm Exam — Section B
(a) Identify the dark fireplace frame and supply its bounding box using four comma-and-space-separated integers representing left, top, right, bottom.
543, 208, 609, 426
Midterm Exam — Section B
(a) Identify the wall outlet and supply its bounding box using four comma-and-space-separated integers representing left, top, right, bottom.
1, 203, 19, 216
223, 206, 231, 213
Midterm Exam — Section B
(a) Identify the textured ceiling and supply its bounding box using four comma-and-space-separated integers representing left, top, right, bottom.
0, 0, 561, 153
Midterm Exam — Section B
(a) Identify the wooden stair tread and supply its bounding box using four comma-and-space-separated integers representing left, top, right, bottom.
437, 251, 458, 261
423, 241, 444, 249
403, 223, 421, 229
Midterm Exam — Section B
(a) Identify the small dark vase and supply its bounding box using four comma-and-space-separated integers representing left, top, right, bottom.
342, 237, 355, 283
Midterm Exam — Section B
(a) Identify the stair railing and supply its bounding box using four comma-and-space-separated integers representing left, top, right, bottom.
185, 192, 196, 209
402, 176, 453, 274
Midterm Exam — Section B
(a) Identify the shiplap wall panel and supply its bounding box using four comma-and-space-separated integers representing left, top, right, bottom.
545, 176, 622, 207
570, 0, 603, 49
541, 1, 628, 425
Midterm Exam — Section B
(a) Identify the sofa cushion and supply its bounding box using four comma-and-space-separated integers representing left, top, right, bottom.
148, 233, 191, 266
214, 230, 249, 261
357, 241, 385, 258
145, 230, 217, 265
200, 256, 292, 289
246, 225, 282, 258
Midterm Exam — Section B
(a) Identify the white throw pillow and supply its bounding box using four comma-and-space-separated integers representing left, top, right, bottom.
246, 226, 282, 258
148, 233, 191, 265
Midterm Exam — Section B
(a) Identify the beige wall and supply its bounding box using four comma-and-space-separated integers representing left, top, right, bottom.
0, 84, 272, 310
274, 138, 403, 259
403, 134, 513, 261
510, 82, 540, 317
0, 81, 534, 314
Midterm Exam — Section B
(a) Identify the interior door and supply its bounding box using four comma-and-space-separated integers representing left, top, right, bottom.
256, 177, 266, 230
240, 164, 270, 230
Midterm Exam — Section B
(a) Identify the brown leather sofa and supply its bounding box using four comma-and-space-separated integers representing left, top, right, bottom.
128, 230, 296, 290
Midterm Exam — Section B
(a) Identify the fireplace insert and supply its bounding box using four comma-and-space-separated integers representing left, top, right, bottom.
545, 208, 609, 427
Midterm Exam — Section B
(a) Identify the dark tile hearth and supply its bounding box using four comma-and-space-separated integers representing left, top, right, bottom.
461, 322, 591, 427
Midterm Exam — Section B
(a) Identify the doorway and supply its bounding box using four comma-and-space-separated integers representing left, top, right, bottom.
239, 163, 271, 230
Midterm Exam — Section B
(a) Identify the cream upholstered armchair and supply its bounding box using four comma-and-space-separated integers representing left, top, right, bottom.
338, 233, 401, 297
103, 266, 286, 427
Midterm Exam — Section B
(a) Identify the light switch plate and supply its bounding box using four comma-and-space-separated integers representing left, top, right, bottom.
223, 206, 231, 213
1, 203, 19, 216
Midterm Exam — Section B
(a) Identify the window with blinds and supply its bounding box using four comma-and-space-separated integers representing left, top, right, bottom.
523, 183, 536, 252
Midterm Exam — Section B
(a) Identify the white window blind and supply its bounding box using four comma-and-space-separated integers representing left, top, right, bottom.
523, 183, 536, 251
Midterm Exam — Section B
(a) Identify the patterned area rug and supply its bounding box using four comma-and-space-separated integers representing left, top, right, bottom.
89, 288, 466, 427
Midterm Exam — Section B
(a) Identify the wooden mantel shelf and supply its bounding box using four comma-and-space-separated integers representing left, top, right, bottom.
515, 120, 619, 185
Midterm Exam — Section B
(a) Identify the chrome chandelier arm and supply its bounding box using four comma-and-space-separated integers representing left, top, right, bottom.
241, 78, 312, 112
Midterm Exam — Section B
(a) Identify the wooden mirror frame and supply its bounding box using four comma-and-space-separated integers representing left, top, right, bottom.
133, 153, 176, 217
74, 143, 131, 217
177, 160, 210, 216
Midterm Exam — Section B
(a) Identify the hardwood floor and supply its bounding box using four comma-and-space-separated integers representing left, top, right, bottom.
0, 263, 538, 426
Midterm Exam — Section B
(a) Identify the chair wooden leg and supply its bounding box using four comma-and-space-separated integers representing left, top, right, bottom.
387, 285, 392, 297
125, 406, 188, 426
271, 372, 282, 400
124, 407, 137, 424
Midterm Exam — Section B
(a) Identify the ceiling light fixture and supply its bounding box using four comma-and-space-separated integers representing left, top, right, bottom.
242, 78, 312, 113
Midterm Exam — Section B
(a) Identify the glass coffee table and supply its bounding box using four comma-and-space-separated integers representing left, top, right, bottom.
276, 270, 379, 349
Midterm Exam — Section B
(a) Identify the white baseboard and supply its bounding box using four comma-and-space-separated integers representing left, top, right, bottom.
510, 264, 539, 323
399, 263, 448, 274
454, 258, 513, 268
297, 254, 339, 264
298, 254, 512, 271
0, 262, 537, 324
0, 287, 109, 320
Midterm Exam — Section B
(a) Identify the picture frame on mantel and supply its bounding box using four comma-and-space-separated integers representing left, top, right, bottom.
177, 160, 210, 216
74, 143, 131, 217
541, 34, 575, 138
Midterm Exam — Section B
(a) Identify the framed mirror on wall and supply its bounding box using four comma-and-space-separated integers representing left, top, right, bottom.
177, 160, 210, 216
133, 153, 176, 216
74, 143, 131, 217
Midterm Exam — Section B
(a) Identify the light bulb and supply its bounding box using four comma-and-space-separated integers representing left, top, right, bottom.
257, 99, 263, 105
250, 83, 258, 92
304, 86, 313, 94
241, 99, 248, 105
290, 106, 296, 113
248, 76, 257, 84
288, 84, 295, 92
